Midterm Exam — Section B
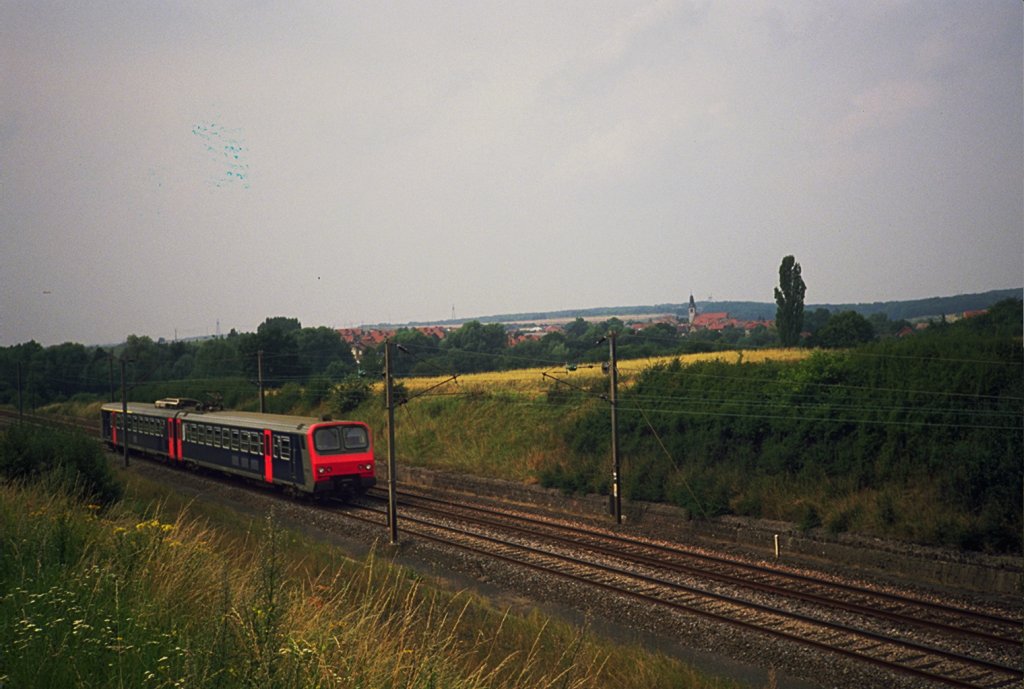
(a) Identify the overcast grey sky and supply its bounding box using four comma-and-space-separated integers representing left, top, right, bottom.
1, 1, 1020, 346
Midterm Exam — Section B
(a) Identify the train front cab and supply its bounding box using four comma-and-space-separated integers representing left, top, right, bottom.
307, 422, 375, 498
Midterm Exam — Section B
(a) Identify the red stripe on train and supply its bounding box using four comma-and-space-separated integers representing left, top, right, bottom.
167, 418, 176, 459
263, 430, 273, 483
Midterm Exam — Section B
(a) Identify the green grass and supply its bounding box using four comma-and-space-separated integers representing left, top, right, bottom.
359, 391, 599, 483
0, 436, 751, 689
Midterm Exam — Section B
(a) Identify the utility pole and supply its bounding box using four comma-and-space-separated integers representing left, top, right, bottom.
120, 358, 129, 468
609, 331, 621, 524
16, 363, 23, 423
384, 339, 399, 544
257, 350, 265, 413
108, 354, 115, 402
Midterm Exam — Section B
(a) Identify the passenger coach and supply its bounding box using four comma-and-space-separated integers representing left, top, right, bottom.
101, 399, 375, 498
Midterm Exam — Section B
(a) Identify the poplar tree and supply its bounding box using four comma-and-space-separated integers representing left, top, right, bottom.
774, 255, 806, 347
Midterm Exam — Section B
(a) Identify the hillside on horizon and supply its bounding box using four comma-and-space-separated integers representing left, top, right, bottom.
385, 287, 1022, 329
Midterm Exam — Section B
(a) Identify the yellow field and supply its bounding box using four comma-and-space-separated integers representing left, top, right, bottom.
401, 348, 811, 394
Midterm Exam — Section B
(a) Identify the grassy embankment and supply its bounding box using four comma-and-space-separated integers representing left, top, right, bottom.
356, 349, 809, 481
0, 425, 751, 689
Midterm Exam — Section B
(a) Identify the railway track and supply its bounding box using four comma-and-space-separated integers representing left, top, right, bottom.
4, 409, 1021, 686
347, 487, 1022, 689
0, 408, 100, 435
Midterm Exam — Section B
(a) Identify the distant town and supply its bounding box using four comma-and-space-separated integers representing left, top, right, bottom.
336, 291, 1004, 364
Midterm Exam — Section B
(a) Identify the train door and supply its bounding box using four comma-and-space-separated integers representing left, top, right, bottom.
265, 431, 299, 487
166, 418, 176, 460
263, 430, 273, 484
166, 418, 183, 461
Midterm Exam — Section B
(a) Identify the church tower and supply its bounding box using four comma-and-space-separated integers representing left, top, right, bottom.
688, 294, 697, 326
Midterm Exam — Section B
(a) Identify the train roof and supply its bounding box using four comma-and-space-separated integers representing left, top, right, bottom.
100, 402, 366, 433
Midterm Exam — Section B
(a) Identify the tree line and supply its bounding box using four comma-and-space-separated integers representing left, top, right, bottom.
0, 317, 357, 411
0, 252, 1006, 410
0, 307, 962, 412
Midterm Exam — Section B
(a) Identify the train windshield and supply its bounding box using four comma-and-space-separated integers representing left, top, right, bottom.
313, 425, 369, 453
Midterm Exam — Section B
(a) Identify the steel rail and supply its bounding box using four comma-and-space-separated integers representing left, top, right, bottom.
379, 487, 1022, 647
345, 499, 1022, 689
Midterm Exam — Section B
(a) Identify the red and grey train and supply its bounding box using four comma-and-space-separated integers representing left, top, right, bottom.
101, 398, 375, 498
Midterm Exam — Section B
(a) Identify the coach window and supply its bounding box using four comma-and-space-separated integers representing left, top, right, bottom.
281, 437, 292, 461
231, 429, 240, 451
272, 436, 281, 460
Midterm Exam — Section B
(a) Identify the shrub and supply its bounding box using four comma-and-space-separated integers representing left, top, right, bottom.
666, 473, 731, 519
328, 375, 372, 415
0, 425, 122, 505
797, 504, 822, 533
265, 383, 304, 414
825, 506, 859, 536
